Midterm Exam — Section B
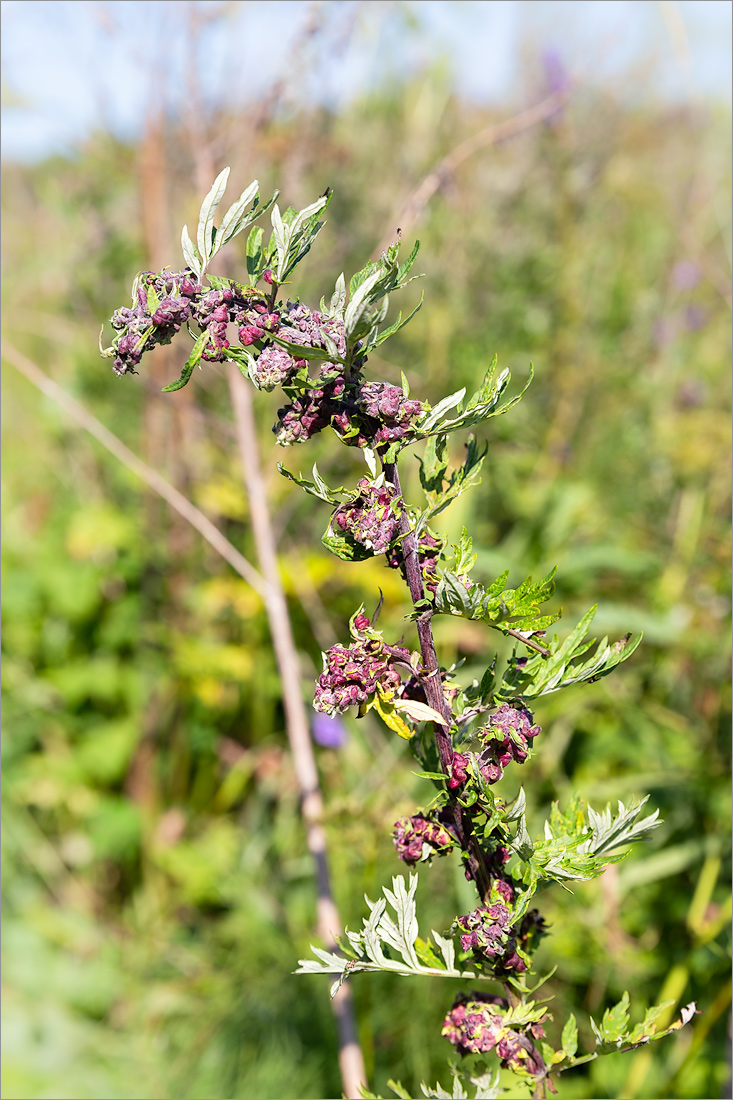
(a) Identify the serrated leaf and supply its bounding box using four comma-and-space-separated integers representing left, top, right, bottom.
278, 463, 351, 504
600, 992, 630, 1042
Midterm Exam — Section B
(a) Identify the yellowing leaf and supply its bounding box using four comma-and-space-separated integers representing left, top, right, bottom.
372, 690, 413, 739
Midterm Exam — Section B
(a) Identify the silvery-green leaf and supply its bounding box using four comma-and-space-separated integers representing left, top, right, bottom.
401, 371, 410, 398
344, 267, 383, 336
329, 272, 346, 318
364, 295, 424, 353
269, 332, 347, 366
289, 192, 330, 236
197, 166, 230, 265
322, 331, 340, 360
393, 699, 448, 726
363, 446, 378, 476
270, 204, 288, 273
181, 225, 201, 276
416, 389, 467, 433
216, 179, 260, 247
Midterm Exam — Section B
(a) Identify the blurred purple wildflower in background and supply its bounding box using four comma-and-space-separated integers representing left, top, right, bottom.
312, 712, 348, 749
672, 259, 701, 291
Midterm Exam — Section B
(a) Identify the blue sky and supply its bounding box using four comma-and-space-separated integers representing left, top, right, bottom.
2, 0, 731, 162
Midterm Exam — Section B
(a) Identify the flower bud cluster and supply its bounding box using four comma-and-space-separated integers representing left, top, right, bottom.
442, 993, 546, 1077
392, 813, 458, 865
476, 704, 541, 784
455, 883, 529, 974
359, 382, 424, 445
245, 302, 345, 391
332, 478, 402, 555
274, 374, 424, 451
313, 636, 411, 715
109, 270, 199, 376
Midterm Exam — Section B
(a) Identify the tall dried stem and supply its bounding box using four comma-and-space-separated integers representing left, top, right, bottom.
228, 367, 366, 1099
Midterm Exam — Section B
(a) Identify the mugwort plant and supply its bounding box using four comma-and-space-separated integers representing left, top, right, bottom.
102, 171, 697, 1098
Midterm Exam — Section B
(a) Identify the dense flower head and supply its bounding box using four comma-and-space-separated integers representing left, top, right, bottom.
456, 883, 531, 974
273, 384, 334, 445
475, 704, 541, 784
109, 269, 199, 376
332, 478, 402, 555
107, 271, 264, 376
359, 381, 424, 444
278, 302, 347, 361
393, 813, 458, 865
442, 993, 546, 1078
313, 637, 411, 715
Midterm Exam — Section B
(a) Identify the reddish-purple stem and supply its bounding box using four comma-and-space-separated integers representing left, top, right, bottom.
383, 459, 491, 903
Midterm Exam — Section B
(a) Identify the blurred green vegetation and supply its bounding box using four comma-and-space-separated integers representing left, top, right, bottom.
2, 45, 731, 1100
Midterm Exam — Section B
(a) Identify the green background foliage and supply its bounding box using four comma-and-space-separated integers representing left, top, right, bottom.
2, 10, 730, 1098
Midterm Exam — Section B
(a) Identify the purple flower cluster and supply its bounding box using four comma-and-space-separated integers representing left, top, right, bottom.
244, 302, 344, 390
313, 637, 411, 715
332, 478, 402, 555
359, 382, 424, 445
110, 270, 199, 376
476, 704, 541, 784
393, 813, 458, 865
442, 993, 546, 1078
456, 888, 529, 974
448, 751, 472, 790
274, 374, 424, 451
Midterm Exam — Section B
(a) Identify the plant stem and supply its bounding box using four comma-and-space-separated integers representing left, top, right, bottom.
383, 458, 492, 904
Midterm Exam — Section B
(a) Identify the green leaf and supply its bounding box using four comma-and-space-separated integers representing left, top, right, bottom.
161, 330, 210, 392
415, 361, 534, 439
322, 523, 372, 562
599, 992, 630, 1043
278, 463, 352, 504
246, 226, 264, 281
561, 1014, 578, 1058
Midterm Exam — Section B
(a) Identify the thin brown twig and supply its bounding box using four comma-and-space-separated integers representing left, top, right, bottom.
376, 84, 575, 253
3, 341, 267, 598
227, 367, 367, 1099
504, 628, 551, 657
